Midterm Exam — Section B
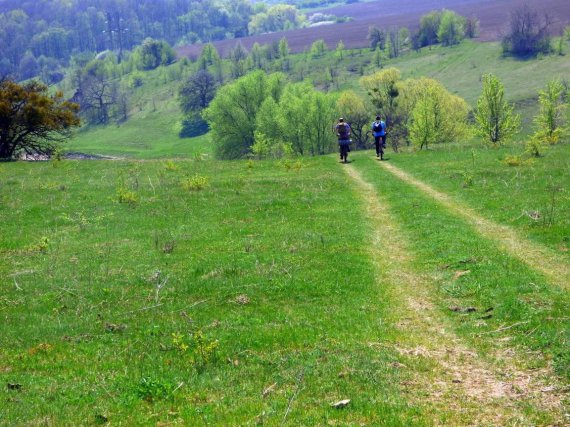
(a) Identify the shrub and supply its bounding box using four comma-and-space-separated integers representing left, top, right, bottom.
181, 175, 208, 191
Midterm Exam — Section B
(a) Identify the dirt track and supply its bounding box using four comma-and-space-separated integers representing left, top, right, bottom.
176, 0, 570, 58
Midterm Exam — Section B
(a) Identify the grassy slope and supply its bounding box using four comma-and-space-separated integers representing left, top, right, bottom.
66, 39, 570, 158
0, 158, 427, 425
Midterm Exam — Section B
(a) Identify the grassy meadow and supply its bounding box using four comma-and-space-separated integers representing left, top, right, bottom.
1, 143, 569, 424
2, 38, 570, 425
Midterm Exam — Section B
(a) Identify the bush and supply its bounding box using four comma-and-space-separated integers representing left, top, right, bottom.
179, 115, 209, 138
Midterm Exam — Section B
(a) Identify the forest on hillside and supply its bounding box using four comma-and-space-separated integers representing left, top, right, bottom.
0, 0, 325, 81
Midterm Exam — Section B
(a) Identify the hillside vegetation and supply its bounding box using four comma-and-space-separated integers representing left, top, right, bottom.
68, 40, 570, 158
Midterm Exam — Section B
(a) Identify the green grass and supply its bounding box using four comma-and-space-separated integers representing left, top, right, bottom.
383, 142, 570, 257
351, 146, 570, 381
0, 157, 428, 425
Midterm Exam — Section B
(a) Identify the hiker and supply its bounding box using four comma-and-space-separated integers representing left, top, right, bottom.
335, 118, 351, 163
371, 115, 386, 160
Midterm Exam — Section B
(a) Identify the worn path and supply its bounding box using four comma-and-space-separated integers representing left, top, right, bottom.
345, 163, 566, 425
377, 161, 570, 289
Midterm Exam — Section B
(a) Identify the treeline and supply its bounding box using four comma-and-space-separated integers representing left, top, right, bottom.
0, 0, 305, 81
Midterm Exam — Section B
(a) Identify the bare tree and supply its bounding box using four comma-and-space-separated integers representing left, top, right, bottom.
502, 4, 552, 56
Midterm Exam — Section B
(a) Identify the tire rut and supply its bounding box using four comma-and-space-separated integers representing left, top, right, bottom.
378, 161, 570, 289
344, 164, 566, 425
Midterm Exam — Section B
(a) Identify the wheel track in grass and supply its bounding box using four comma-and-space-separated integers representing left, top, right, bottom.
378, 161, 570, 290
344, 164, 566, 425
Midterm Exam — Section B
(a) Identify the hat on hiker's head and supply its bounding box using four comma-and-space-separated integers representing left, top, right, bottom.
376, 115, 381, 120
338, 117, 344, 122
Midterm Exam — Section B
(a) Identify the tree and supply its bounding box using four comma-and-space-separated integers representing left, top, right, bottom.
502, 4, 551, 56
0, 78, 80, 159
229, 41, 248, 78
310, 39, 327, 58
337, 91, 370, 149
368, 26, 386, 50
419, 11, 442, 47
474, 74, 520, 144
203, 71, 287, 159
437, 10, 465, 46
464, 16, 479, 39
179, 70, 217, 114
360, 67, 401, 128
136, 38, 176, 70
408, 79, 470, 149
531, 79, 567, 149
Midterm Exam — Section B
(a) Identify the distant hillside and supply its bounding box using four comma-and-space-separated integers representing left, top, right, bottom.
176, 0, 570, 58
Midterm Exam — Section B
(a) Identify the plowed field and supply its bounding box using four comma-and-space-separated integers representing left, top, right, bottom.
176, 0, 570, 58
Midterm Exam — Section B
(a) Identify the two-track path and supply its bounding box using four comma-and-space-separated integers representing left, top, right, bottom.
343, 159, 568, 425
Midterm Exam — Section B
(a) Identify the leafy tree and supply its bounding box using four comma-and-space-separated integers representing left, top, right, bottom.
474, 74, 520, 144
229, 42, 248, 79
203, 71, 287, 159
408, 79, 470, 149
419, 11, 441, 47
0, 78, 80, 159
531, 79, 567, 149
179, 70, 217, 115
310, 39, 327, 58
437, 10, 465, 46
360, 67, 401, 128
136, 38, 176, 70
198, 43, 221, 68
502, 4, 551, 56
335, 40, 345, 60
278, 37, 290, 59
337, 90, 370, 149
248, 4, 305, 35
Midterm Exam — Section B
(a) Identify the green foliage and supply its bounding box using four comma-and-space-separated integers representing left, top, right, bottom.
136, 38, 176, 71
115, 187, 138, 205
181, 174, 209, 191
248, 4, 305, 35
437, 10, 466, 47
203, 71, 287, 159
474, 73, 520, 144
0, 78, 81, 159
408, 79, 470, 149
532, 79, 567, 146
310, 39, 328, 58
136, 377, 174, 402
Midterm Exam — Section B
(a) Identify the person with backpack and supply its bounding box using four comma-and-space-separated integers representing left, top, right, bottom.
335, 118, 352, 163
371, 115, 386, 160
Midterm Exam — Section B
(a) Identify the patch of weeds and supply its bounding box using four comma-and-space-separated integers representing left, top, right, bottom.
168, 329, 220, 372
60, 211, 91, 231
163, 160, 179, 171
181, 174, 208, 192
115, 186, 138, 205
461, 171, 474, 188
136, 377, 174, 402
503, 154, 535, 167
26, 236, 50, 253
28, 343, 53, 355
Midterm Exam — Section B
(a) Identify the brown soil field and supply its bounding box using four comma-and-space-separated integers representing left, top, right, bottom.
176, 0, 570, 58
